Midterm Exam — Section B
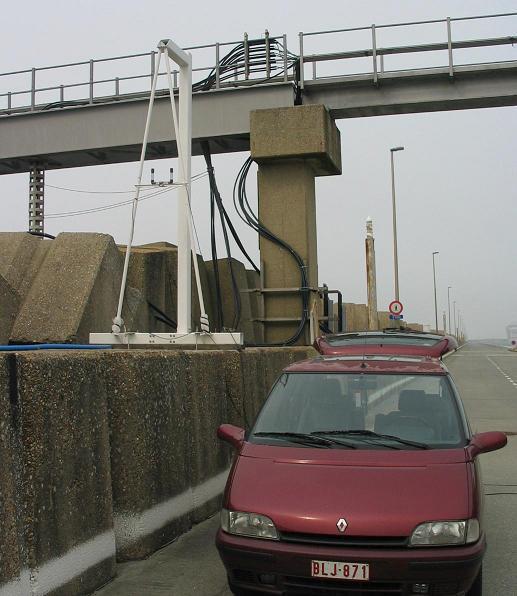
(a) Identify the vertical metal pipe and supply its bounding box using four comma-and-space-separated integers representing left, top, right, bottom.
453, 300, 457, 337
244, 33, 249, 80
31, 68, 36, 110
283, 33, 288, 82
443, 311, 447, 334
447, 17, 454, 77
89, 59, 94, 104
380, 54, 385, 73
60, 85, 64, 102
7, 92, 11, 110
365, 217, 379, 330
299, 32, 305, 89
390, 151, 400, 302
150, 51, 155, 89
312, 62, 317, 80
215, 43, 220, 88
432, 252, 439, 333
115, 77, 120, 96
371, 24, 378, 84
265, 30, 270, 78
447, 286, 452, 334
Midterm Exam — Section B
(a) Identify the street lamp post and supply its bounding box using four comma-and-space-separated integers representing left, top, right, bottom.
447, 286, 452, 335
432, 251, 439, 333
453, 301, 457, 337
390, 146, 404, 302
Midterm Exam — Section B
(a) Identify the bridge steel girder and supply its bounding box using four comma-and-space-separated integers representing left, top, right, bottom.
302, 62, 517, 119
0, 83, 295, 175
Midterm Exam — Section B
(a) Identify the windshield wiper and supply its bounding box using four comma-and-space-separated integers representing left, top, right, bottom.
253, 431, 356, 449
312, 430, 429, 450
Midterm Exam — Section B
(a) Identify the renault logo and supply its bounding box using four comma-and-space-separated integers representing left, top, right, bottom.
336, 518, 348, 533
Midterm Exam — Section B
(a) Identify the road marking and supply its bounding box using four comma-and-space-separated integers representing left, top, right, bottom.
487, 357, 517, 391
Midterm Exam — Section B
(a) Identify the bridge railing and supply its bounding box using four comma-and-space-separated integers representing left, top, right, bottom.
298, 12, 517, 87
1, 12, 516, 116
0, 32, 295, 115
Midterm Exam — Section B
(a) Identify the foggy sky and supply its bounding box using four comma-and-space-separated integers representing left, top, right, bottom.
1, 0, 516, 339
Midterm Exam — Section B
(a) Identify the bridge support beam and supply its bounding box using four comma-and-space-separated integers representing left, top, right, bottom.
250, 105, 341, 344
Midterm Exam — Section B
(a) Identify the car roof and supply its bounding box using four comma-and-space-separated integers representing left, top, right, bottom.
284, 354, 448, 375
323, 330, 445, 341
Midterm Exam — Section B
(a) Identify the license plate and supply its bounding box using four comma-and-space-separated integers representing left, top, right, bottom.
311, 560, 369, 581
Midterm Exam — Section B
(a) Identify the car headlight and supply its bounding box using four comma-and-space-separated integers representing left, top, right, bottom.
410, 519, 480, 546
221, 509, 279, 540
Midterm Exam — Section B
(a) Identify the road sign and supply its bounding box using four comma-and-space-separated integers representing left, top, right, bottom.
389, 314, 404, 320
389, 300, 404, 315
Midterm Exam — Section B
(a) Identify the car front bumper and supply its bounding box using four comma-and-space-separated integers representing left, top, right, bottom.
216, 529, 485, 595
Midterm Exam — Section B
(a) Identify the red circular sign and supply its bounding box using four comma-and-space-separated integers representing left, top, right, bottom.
389, 300, 404, 315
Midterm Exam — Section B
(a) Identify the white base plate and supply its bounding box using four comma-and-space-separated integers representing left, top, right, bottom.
89, 332, 243, 346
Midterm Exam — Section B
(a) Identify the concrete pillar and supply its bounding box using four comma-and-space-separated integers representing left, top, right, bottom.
250, 105, 341, 344
365, 217, 379, 330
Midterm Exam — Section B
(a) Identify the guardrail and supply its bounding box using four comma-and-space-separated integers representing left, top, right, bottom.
1, 12, 516, 116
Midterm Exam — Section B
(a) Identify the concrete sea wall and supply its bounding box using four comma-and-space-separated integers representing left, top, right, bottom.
0, 346, 315, 596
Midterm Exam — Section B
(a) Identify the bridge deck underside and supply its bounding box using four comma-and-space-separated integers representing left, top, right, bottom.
0, 62, 516, 175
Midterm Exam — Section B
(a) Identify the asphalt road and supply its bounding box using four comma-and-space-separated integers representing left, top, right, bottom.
95, 342, 517, 596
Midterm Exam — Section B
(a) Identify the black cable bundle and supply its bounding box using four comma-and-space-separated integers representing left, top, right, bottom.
193, 37, 298, 93
233, 157, 309, 346
202, 142, 259, 332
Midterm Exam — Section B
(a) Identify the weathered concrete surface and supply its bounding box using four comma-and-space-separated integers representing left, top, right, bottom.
11, 233, 145, 343
251, 105, 341, 345
15, 351, 116, 595
344, 303, 368, 332
120, 243, 215, 334
246, 270, 263, 343
103, 347, 315, 560
0, 233, 51, 300
0, 275, 20, 343
250, 105, 342, 176
103, 350, 192, 561
206, 258, 254, 340
0, 355, 25, 590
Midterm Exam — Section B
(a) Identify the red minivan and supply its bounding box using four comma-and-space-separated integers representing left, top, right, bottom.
216, 355, 506, 596
314, 331, 458, 359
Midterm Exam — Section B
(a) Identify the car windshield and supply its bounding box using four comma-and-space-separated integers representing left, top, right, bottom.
326, 335, 441, 347
250, 372, 466, 449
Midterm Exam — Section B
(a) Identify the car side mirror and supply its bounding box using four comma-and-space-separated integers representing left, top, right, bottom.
468, 431, 507, 458
218, 424, 245, 449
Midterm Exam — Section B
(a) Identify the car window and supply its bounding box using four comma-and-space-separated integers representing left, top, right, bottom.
251, 372, 465, 449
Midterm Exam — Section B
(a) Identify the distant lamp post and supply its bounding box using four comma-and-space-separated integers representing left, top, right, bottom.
453, 301, 457, 337
447, 286, 452, 334
432, 251, 439, 333
390, 146, 405, 302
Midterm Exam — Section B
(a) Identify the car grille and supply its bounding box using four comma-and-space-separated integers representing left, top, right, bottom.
284, 576, 403, 594
280, 532, 409, 548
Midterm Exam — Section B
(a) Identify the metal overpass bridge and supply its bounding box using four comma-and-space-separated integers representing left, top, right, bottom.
1, 12, 516, 175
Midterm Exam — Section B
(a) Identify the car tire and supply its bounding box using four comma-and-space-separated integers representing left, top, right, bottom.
467, 566, 483, 596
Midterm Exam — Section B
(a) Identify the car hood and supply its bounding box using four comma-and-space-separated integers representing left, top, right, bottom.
227, 444, 471, 538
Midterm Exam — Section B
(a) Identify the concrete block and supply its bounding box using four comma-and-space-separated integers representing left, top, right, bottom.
407, 323, 424, 332
206, 258, 255, 341
250, 105, 342, 176
0, 275, 20, 344
103, 350, 192, 560
378, 311, 392, 329
11, 233, 145, 344
246, 270, 263, 343
0, 233, 51, 300
120, 243, 215, 334
15, 351, 116, 595
0, 355, 26, 593
345, 303, 368, 332
187, 350, 241, 523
